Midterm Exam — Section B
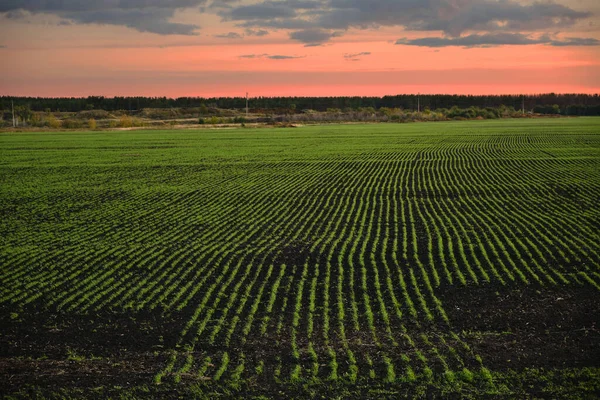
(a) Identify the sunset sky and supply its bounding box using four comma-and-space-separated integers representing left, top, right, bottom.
1, 0, 599, 97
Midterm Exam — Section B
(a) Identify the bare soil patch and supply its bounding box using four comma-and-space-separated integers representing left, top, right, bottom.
439, 285, 600, 370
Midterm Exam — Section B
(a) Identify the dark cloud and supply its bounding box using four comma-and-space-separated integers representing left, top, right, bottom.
223, 2, 296, 20
1, 0, 596, 44
289, 28, 336, 44
0, 1, 206, 12
3, 9, 29, 19
320, 0, 591, 35
405, 1, 591, 36
209, 0, 241, 9
0, 1, 207, 35
245, 28, 269, 36
280, 0, 322, 10
549, 36, 600, 46
222, 0, 595, 45
238, 17, 314, 30
0, 45, 6, 48
214, 31, 243, 38
343, 51, 371, 59
268, 54, 305, 59
395, 33, 600, 48
239, 53, 304, 59
67, 8, 201, 35
220, 0, 325, 30
219, 0, 319, 20
239, 53, 268, 58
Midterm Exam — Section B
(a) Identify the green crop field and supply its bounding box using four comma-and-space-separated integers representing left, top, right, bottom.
1, 118, 600, 398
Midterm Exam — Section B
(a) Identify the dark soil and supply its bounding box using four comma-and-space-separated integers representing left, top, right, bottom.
2, 284, 599, 398
0, 304, 185, 394
439, 284, 600, 370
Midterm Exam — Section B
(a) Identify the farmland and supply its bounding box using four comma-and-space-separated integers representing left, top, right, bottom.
1, 118, 600, 398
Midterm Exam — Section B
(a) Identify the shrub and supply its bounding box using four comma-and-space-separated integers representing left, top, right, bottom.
62, 119, 82, 129
77, 110, 110, 119
485, 107, 500, 118
359, 106, 376, 114
30, 114, 43, 127
88, 118, 97, 129
46, 114, 61, 129
119, 115, 133, 128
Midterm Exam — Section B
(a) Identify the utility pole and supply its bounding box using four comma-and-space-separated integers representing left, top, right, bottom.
522, 95, 525, 114
245, 92, 249, 118
417, 92, 420, 113
11, 99, 16, 128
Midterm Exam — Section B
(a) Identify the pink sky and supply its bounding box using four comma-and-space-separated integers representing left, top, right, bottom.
1, 1, 599, 97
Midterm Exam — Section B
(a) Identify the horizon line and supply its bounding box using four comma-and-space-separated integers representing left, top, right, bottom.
3, 92, 599, 100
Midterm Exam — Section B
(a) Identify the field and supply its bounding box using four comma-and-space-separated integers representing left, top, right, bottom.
1, 118, 600, 398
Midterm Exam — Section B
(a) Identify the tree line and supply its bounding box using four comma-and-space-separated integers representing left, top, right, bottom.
1, 94, 599, 115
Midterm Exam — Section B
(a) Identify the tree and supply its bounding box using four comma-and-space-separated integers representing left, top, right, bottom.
15, 105, 33, 123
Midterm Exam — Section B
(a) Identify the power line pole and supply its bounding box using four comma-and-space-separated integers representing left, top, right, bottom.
417, 92, 420, 113
246, 92, 249, 118
522, 95, 525, 114
11, 99, 16, 128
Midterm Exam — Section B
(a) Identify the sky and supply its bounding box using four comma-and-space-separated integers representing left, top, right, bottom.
1, 0, 599, 97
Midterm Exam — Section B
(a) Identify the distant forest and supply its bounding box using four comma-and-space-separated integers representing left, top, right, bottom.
2, 93, 600, 115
